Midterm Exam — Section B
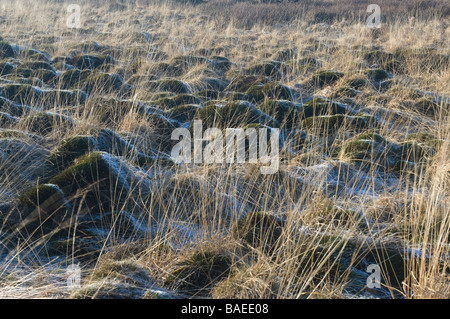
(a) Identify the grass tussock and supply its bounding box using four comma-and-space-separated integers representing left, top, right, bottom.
0, 0, 449, 299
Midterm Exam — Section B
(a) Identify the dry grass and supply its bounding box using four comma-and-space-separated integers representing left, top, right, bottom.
0, 0, 448, 299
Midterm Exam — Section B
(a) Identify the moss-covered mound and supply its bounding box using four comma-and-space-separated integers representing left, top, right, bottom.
72, 54, 114, 70
261, 81, 293, 100
338, 133, 398, 169
19, 184, 66, 209
30, 68, 58, 84
165, 250, 232, 296
17, 184, 70, 233
197, 101, 277, 129
58, 69, 92, 89
166, 104, 200, 122
48, 135, 97, 171
20, 112, 74, 135
76, 72, 126, 95
84, 98, 134, 125
149, 62, 183, 77
48, 152, 130, 211
244, 62, 282, 80
366, 68, 390, 82
225, 75, 267, 93
0, 62, 16, 76
311, 70, 344, 87
19, 61, 55, 72
232, 212, 285, 254
153, 78, 191, 94
257, 100, 300, 127
40, 89, 86, 108
0, 111, 18, 127
0, 40, 16, 59
300, 97, 351, 119
153, 93, 202, 110
1, 83, 41, 104
301, 114, 368, 135
0, 96, 27, 116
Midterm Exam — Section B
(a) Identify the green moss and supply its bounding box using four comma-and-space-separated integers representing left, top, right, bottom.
76, 72, 124, 94
316, 205, 362, 227
0, 97, 27, 116
262, 81, 293, 100
20, 112, 73, 135
300, 98, 350, 119
166, 104, 199, 122
59, 69, 91, 89
0, 41, 15, 59
232, 212, 284, 254
245, 84, 265, 103
301, 115, 367, 135
12, 68, 32, 78
413, 97, 439, 116
48, 135, 96, 171
366, 68, 389, 82
165, 250, 232, 296
343, 76, 369, 90
70, 281, 145, 299
126, 74, 159, 86
71, 41, 109, 54
135, 153, 174, 168
272, 48, 297, 62
245, 62, 282, 80
357, 132, 386, 144
257, 100, 300, 127
41, 89, 86, 108
49, 151, 128, 197
1, 83, 41, 104
0, 111, 17, 127
338, 132, 405, 171
47, 236, 101, 261
330, 86, 359, 99
0, 62, 15, 76
197, 101, 275, 129
153, 94, 201, 110
405, 132, 434, 144
70, 257, 151, 298
225, 92, 249, 101
171, 55, 210, 70
19, 184, 66, 208
17, 184, 70, 232
30, 68, 57, 84
157, 78, 191, 94
196, 89, 219, 101
396, 142, 428, 163
149, 62, 182, 77
20, 61, 54, 71
340, 138, 378, 162
311, 70, 344, 87
225, 75, 266, 93
72, 54, 114, 70
20, 49, 48, 60
2, 75, 31, 85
